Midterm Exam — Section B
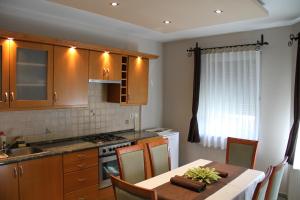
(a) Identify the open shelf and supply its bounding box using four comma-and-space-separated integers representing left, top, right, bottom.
17, 62, 46, 68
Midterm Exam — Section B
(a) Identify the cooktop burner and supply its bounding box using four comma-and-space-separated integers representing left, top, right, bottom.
84, 133, 126, 143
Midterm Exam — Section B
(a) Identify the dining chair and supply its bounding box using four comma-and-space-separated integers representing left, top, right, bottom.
116, 144, 147, 184
146, 139, 170, 177
265, 157, 288, 200
111, 175, 158, 200
137, 137, 166, 179
252, 167, 273, 200
226, 137, 258, 169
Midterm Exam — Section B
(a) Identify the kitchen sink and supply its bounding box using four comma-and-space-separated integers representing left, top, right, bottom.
6, 147, 44, 157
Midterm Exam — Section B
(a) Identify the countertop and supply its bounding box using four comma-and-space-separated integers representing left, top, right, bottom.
0, 130, 159, 166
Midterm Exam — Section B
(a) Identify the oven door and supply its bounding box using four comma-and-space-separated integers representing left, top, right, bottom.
99, 154, 120, 188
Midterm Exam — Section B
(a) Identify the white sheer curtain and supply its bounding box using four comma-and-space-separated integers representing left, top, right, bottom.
198, 49, 261, 149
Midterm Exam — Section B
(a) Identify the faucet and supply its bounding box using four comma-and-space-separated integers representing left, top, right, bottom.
4, 136, 25, 151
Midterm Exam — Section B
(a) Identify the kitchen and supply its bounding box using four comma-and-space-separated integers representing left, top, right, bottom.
0, 29, 178, 200
1, 0, 300, 200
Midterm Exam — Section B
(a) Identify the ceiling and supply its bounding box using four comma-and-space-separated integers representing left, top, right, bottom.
50, 0, 267, 33
0, 0, 299, 42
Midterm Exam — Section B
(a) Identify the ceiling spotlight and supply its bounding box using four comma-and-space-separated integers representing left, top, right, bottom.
214, 9, 223, 14
110, 2, 119, 7
7, 37, 14, 41
163, 20, 171, 24
70, 46, 76, 49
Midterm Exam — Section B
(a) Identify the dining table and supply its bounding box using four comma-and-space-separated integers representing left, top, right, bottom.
135, 159, 265, 200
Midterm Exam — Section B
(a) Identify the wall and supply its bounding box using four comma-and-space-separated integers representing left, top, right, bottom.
0, 0, 163, 139
0, 83, 139, 143
163, 25, 295, 194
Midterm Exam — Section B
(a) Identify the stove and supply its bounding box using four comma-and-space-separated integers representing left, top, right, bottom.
84, 133, 132, 188
84, 133, 127, 143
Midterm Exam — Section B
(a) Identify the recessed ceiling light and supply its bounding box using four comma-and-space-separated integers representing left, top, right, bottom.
214, 9, 223, 14
110, 2, 119, 7
163, 20, 171, 24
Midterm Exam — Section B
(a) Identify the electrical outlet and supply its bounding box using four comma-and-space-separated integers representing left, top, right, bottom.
125, 120, 130, 125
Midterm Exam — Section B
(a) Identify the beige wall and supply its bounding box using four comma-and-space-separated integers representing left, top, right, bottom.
163, 25, 296, 194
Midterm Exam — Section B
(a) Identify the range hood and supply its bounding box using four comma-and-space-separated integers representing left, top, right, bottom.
89, 79, 121, 84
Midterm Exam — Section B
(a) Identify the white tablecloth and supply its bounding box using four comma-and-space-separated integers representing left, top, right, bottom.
136, 159, 265, 200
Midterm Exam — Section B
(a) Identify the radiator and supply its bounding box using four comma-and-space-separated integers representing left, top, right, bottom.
288, 168, 300, 200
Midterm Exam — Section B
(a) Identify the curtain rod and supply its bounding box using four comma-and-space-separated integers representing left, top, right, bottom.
288, 33, 299, 47
187, 34, 269, 55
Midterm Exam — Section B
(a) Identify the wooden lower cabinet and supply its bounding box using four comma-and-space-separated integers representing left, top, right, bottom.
19, 156, 63, 200
64, 166, 98, 193
63, 148, 99, 200
0, 163, 19, 200
0, 155, 63, 200
64, 185, 98, 200
99, 187, 115, 200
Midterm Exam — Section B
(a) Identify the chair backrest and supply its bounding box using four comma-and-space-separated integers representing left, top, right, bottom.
146, 140, 170, 177
116, 144, 147, 184
111, 175, 158, 200
252, 167, 273, 200
226, 137, 258, 169
137, 137, 166, 179
265, 157, 288, 200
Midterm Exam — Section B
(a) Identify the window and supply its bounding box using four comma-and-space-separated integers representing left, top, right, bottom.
198, 50, 261, 149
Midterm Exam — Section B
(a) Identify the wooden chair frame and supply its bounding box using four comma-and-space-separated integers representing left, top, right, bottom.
252, 167, 273, 200
265, 156, 288, 200
226, 137, 259, 169
111, 175, 158, 200
137, 136, 166, 179
146, 139, 171, 177
116, 144, 147, 181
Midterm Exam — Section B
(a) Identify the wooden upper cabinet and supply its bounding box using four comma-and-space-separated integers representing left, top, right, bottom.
18, 156, 63, 200
127, 56, 149, 105
0, 163, 19, 200
54, 46, 89, 107
0, 39, 10, 110
9, 41, 54, 108
89, 51, 122, 81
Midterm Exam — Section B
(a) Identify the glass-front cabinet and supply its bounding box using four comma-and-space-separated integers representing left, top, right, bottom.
9, 41, 53, 108
0, 39, 9, 110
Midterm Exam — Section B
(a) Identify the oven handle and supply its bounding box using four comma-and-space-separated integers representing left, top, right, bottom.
100, 154, 117, 163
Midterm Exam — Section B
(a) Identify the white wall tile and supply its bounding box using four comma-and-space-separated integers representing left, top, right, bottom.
0, 83, 140, 142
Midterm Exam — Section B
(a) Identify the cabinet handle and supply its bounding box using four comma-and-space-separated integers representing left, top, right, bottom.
10, 92, 14, 102
13, 167, 18, 178
19, 166, 24, 176
77, 178, 86, 182
77, 154, 86, 159
53, 92, 57, 102
77, 164, 86, 168
4, 92, 8, 102
78, 197, 86, 200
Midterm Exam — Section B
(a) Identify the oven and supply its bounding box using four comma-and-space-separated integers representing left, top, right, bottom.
99, 141, 131, 188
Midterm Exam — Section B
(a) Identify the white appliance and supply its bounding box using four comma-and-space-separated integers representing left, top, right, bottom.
145, 128, 179, 169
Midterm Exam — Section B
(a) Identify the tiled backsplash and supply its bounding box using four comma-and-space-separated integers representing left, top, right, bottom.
0, 83, 140, 143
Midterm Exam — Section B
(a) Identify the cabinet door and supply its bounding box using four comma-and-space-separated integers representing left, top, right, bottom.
54, 46, 88, 107
0, 163, 19, 200
9, 41, 53, 108
0, 39, 10, 109
89, 51, 121, 81
19, 156, 63, 200
127, 57, 149, 105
